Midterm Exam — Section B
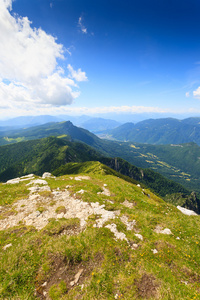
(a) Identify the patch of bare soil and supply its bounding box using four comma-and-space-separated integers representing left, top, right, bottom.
180, 266, 200, 284
135, 273, 158, 299
35, 253, 104, 299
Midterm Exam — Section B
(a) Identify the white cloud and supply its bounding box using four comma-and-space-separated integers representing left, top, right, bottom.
193, 87, 200, 99
0, 0, 87, 109
78, 16, 87, 34
185, 92, 190, 97
67, 64, 87, 82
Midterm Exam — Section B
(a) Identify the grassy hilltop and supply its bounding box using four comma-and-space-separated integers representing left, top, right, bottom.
0, 162, 200, 299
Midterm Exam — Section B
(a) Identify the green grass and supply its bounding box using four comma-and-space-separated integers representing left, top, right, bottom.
0, 165, 200, 299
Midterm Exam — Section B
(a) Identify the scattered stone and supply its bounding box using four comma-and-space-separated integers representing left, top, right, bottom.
70, 269, 84, 286
21, 174, 34, 178
105, 223, 128, 241
154, 226, 172, 235
97, 186, 111, 196
0, 188, 117, 230
135, 233, 143, 241
77, 189, 85, 194
114, 210, 121, 216
27, 179, 48, 186
151, 249, 158, 254
42, 172, 55, 178
28, 185, 51, 193
120, 215, 136, 230
6, 178, 20, 184
3, 243, 12, 250
41, 282, 47, 287
131, 243, 139, 250
122, 199, 135, 209
66, 185, 72, 189
106, 199, 114, 204
137, 184, 141, 187
177, 206, 198, 216
74, 176, 90, 181
176, 237, 180, 240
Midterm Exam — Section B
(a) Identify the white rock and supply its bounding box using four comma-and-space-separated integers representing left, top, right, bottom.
131, 243, 139, 250
120, 215, 136, 230
177, 206, 198, 216
154, 225, 172, 235
77, 189, 85, 194
161, 228, 172, 235
122, 199, 134, 209
42, 172, 55, 178
134, 233, 143, 240
105, 223, 128, 241
42, 282, 47, 287
151, 249, 158, 254
6, 178, 20, 184
3, 243, 12, 250
27, 179, 48, 186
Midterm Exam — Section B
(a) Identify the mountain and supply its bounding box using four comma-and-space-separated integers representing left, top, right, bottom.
0, 115, 64, 128
80, 117, 121, 133
0, 162, 200, 299
109, 117, 200, 145
0, 136, 199, 213
1, 120, 200, 194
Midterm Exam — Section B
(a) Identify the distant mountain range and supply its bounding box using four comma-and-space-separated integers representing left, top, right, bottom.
1, 120, 200, 193
0, 115, 121, 132
107, 117, 200, 145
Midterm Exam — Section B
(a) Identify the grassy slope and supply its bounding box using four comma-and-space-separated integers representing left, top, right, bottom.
0, 163, 200, 299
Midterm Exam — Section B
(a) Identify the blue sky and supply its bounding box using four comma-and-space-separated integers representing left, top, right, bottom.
1, 0, 200, 120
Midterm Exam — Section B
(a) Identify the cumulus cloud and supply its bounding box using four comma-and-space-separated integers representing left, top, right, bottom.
78, 16, 87, 34
67, 64, 87, 82
0, 0, 87, 109
193, 87, 200, 99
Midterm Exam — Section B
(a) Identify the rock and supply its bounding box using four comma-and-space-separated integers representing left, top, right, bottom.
70, 269, 84, 286
135, 233, 143, 240
120, 215, 136, 230
122, 199, 135, 209
105, 223, 128, 241
97, 186, 111, 196
6, 178, 20, 184
177, 206, 198, 216
42, 172, 55, 178
77, 189, 85, 194
151, 249, 158, 254
27, 179, 48, 186
154, 226, 172, 235
74, 176, 90, 181
3, 243, 12, 250
131, 243, 139, 250
28, 185, 51, 193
